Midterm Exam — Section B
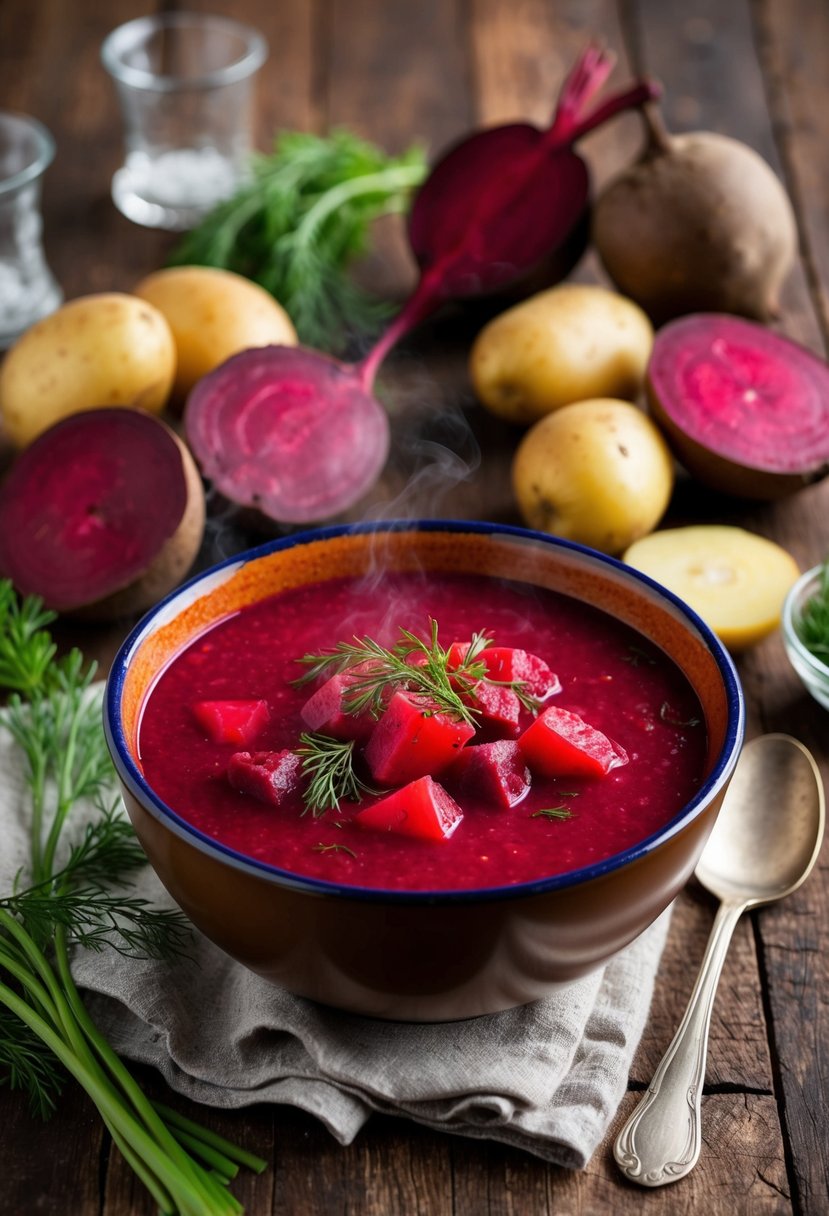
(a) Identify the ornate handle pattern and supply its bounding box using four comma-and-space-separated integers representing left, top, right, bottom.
614, 898, 746, 1187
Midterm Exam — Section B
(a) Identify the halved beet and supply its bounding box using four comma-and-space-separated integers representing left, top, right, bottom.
647, 314, 829, 499
407, 46, 658, 301
184, 346, 390, 524
0, 408, 205, 620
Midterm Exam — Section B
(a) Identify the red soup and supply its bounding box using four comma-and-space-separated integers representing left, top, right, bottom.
138, 571, 707, 892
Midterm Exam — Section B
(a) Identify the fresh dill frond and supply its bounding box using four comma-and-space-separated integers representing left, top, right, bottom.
294, 619, 540, 726
531, 806, 574, 821
168, 128, 427, 351
312, 842, 357, 859
294, 732, 380, 816
0, 579, 266, 1205
0, 1010, 65, 1119
0, 584, 58, 698
3, 888, 191, 960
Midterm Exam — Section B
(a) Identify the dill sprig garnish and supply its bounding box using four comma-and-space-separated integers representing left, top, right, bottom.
797, 561, 829, 663
0, 581, 266, 1209
531, 806, 574, 821
294, 732, 380, 817
294, 618, 540, 727
0, 582, 58, 698
313, 842, 357, 859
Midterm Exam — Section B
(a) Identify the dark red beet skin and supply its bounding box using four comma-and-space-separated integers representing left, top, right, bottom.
407, 45, 659, 303
647, 313, 829, 498
0, 409, 196, 611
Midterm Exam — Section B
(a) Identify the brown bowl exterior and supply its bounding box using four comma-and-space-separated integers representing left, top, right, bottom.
107, 523, 743, 1021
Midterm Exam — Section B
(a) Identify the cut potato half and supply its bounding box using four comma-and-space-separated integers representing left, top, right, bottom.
623, 525, 800, 650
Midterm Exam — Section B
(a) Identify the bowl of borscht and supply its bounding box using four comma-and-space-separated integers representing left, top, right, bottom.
105, 520, 744, 1021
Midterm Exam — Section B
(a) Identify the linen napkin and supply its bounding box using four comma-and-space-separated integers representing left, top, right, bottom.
0, 704, 670, 1168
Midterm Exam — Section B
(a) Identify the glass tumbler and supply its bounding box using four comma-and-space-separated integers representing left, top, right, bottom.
0, 112, 62, 349
101, 12, 268, 231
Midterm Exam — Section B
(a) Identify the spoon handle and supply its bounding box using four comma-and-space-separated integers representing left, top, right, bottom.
614, 898, 746, 1186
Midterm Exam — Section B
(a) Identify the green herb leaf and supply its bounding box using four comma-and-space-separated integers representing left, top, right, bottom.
531, 806, 574, 821
295, 732, 380, 816
797, 560, 829, 663
294, 618, 540, 727
168, 128, 427, 351
0, 584, 58, 698
0, 1009, 65, 1119
313, 842, 357, 859
0, 580, 264, 1207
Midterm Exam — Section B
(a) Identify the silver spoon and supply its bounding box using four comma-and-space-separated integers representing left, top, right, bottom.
614, 732, 825, 1187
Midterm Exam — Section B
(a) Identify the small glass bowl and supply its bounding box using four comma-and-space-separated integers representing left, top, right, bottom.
782, 565, 829, 711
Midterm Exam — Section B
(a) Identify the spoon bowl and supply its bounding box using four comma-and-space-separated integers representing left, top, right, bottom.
696, 732, 825, 905
615, 732, 825, 1187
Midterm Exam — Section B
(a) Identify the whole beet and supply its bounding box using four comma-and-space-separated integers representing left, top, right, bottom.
592, 107, 797, 323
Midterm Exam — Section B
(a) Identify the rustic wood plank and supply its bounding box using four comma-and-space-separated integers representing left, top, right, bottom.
171, 0, 319, 136
752, 0, 829, 351
596, 1093, 792, 1214
614, 17, 829, 1216
633, 890, 772, 1089
102, 1074, 276, 1215
0, 1087, 104, 1216
321, 0, 473, 305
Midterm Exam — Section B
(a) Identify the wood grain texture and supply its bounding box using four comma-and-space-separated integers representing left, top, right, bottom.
753, 0, 829, 351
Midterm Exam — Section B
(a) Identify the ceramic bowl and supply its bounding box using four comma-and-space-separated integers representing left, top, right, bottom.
104, 521, 744, 1021
782, 565, 829, 711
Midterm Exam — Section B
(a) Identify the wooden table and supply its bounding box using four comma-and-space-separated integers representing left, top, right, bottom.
2, 1, 828, 1212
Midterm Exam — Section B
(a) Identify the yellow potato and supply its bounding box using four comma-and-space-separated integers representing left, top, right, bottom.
0, 293, 175, 448
133, 266, 298, 401
470, 283, 653, 425
624, 526, 800, 650
512, 398, 674, 555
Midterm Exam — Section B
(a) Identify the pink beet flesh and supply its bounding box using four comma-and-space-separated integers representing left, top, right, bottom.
649, 314, 829, 474
0, 409, 189, 611
185, 346, 390, 524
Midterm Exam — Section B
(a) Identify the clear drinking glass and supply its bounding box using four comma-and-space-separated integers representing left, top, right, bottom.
101, 12, 268, 231
0, 112, 62, 349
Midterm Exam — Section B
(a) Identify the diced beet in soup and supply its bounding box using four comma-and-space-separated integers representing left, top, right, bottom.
138, 571, 708, 892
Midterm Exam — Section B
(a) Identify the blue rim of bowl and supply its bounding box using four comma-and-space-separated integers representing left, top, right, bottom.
105, 519, 746, 906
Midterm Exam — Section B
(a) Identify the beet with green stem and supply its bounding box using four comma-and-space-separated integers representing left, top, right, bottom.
406, 44, 659, 302
647, 313, 829, 499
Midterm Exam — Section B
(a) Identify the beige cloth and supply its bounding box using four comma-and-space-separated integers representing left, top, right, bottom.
1, 706, 669, 1168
